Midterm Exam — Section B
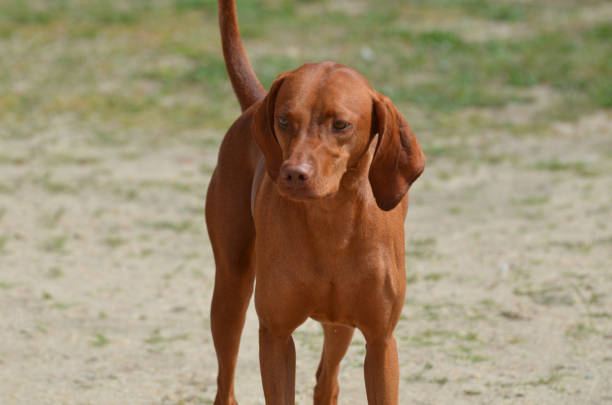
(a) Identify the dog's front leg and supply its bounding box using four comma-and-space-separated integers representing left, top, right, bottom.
363, 335, 399, 405
314, 324, 354, 405
259, 324, 297, 405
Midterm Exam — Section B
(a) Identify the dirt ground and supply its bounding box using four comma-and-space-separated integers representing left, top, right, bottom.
1, 108, 610, 404
1, 1, 612, 404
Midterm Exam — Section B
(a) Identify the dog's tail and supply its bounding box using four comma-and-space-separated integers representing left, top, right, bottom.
218, 0, 265, 111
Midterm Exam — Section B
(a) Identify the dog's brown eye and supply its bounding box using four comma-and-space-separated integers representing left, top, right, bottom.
278, 117, 289, 127
333, 120, 348, 130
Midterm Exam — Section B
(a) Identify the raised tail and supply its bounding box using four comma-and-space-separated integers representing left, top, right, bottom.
218, 0, 266, 111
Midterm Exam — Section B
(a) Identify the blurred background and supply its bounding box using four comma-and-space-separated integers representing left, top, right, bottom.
0, 0, 610, 404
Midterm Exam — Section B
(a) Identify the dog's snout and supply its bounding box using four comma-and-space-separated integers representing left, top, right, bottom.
281, 163, 314, 186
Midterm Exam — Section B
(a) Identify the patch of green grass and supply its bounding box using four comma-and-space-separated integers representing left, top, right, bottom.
525, 366, 566, 387
139, 180, 197, 193
422, 144, 469, 162
83, 1, 148, 25
140, 248, 153, 257
103, 237, 125, 249
420, 303, 444, 321
174, 0, 216, 11
478, 299, 498, 309
500, 310, 527, 321
143, 220, 195, 234
144, 329, 190, 345
52, 301, 72, 309
483, 153, 513, 165
0, 0, 156, 27
514, 284, 574, 306
0, 1, 56, 25
448, 207, 462, 215
587, 292, 604, 305
392, 80, 523, 111
45, 153, 100, 166
89, 130, 130, 148
0, 179, 19, 194
405, 362, 433, 383
110, 186, 139, 201
405, 373, 425, 383
42, 292, 71, 308
91, 333, 110, 347
162, 265, 184, 280
293, 327, 323, 353
39, 207, 66, 229
514, 196, 550, 206
586, 21, 612, 41
415, 30, 468, 51
508, 335, 525, 345
406, 237, 438, 260
385, 18, 610, 111
0, 235, 8, 252
433, 377, 449, 385
2, 0, 608, 145
199, 162, 216, 175
423, 273, 446, 282
498, 26, 611, 108
46, 267, 63, 279
37, 174, 77, 194
549, 240, 592, 253
404, 329, 480, 347
566, 322, 597, 339
534, 159, 599, 176
255, 55, 302, 89
0, 154, 27, 165
451, 345, 489, 363
0, 281, 16, 290
139, 53, 228, 96
405, 0, 531, 22
41, 236, 68, 253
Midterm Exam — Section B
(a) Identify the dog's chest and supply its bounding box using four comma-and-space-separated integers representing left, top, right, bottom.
256, 198, 401, 282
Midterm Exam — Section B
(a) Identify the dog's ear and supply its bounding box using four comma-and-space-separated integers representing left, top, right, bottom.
253, 75, 287, 180
369, 93, 425, 211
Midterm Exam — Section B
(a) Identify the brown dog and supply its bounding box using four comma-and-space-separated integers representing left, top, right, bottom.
206, 1, 425, 404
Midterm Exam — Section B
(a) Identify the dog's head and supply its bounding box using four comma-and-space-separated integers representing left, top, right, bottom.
253, 62, 425, 211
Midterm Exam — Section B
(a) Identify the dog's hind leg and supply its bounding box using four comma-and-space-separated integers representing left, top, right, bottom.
207, 175, 255, 405
205, 122, 258, 405
313, 324, 354, 405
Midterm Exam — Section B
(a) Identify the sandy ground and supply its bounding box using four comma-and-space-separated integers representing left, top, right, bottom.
0, 109, 611, 405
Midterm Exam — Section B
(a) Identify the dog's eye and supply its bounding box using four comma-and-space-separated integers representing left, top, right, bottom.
278, 117, 289, 127
333, 120, 349, 131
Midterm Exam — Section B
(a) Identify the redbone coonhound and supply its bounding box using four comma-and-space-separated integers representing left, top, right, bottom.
205, 1, 425, 404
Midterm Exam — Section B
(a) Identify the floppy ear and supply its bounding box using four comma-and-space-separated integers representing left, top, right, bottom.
253, 75, 286, 180
369, 93, 426, 211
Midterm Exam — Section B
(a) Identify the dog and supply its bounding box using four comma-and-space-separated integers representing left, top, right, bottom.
205, 1, 425, 404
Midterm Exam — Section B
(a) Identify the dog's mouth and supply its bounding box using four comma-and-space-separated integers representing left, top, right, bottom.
277, 181, 338, 202
277, 183, 319, 201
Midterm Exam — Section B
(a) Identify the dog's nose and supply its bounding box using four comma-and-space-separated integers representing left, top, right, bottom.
280, 163, 314, 186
